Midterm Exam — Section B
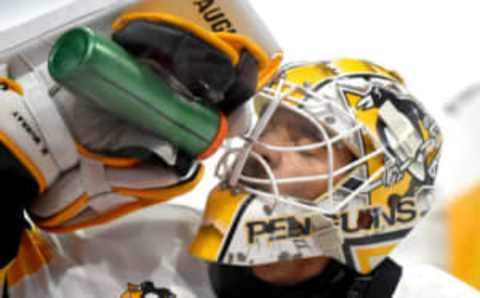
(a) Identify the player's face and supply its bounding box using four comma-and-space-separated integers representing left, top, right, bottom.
245, 106, 354, 201
245, 108, 354, 284
245, 107, 355, 285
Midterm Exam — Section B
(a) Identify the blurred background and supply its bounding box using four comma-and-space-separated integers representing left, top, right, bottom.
1, 0, 479, 290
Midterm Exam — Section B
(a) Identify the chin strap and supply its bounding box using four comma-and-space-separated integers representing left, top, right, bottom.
208, 258, 402, 298
348, 258, 402, 298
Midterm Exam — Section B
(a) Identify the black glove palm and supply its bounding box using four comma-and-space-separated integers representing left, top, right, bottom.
112, 20, 259, 115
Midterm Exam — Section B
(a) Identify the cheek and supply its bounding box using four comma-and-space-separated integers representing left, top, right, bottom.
276, 149, 354, 200
276, 154, 330, 199
335, 146, 355, 166
280, 179, 329, 201
278, 153, 330, 177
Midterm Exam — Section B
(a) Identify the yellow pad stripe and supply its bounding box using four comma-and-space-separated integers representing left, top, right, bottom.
0, 77, 24, 95
35, 194, 89, 228
257, 53, 283, 88
217, 33, 283, 89
77, 144, 141, 168
36, 165, 206, 234
7, 229, 54, 287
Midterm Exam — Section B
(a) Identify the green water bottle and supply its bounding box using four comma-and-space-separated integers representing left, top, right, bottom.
48, 26, 227, 160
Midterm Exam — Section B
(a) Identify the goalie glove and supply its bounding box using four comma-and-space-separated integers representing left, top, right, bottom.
111, 0, 283, 115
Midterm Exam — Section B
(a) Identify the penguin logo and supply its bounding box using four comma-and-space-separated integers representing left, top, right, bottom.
357, 86, 433, 185
120, 281, 176, 298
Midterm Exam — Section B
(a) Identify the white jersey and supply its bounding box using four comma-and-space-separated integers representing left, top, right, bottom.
5, 203, 477, 298
8, 204, 215, 298
394, 264, 479, 298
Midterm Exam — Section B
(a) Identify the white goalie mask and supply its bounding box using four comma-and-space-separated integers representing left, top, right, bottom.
190, 58, 442, 274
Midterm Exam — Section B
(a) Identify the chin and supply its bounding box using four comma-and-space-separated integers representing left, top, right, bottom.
252, 257, 331, 285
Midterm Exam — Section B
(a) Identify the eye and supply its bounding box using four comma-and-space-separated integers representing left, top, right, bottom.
294, 137, 324, 157
300, 150, 318, 158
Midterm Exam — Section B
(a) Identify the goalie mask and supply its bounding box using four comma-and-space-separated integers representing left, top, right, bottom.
190, 58, 442, 274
